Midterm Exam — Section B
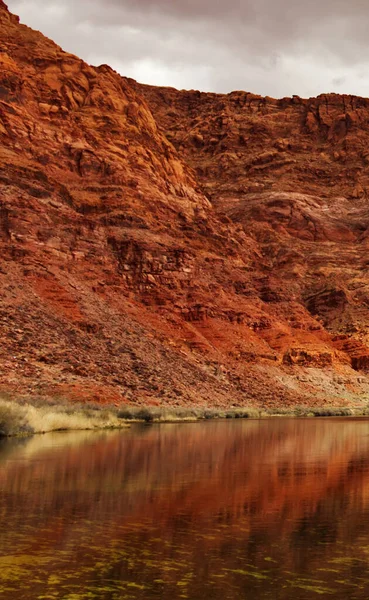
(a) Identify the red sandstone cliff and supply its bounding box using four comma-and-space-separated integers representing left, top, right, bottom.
1, 0, 369, 407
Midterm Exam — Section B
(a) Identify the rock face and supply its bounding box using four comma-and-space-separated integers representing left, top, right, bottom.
2, 1, 369, 407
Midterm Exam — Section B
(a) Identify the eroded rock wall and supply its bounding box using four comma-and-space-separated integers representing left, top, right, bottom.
1, 0, 369, 407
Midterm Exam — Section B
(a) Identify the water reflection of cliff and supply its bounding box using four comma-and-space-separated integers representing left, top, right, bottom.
2, 419, 369, 599
2, 421, 369, 523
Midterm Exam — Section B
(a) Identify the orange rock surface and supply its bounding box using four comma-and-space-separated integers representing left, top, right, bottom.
2, 0, 369, 407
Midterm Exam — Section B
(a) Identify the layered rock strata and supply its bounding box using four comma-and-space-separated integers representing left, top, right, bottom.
1, 0, 369, 407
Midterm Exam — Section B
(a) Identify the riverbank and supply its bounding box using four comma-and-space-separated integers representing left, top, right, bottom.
0, 398, 128, 437
116, 405, 369, 422
1, 397, 369, 437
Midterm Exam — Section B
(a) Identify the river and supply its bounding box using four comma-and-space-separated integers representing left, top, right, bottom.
1, 418, 369, 598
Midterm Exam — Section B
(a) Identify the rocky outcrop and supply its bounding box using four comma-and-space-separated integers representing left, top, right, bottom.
1, 2, 369, 407
136, 82, 369, 397
135, 85, 369, 202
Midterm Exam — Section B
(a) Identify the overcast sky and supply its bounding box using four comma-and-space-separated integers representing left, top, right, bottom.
7, 0, 369, 98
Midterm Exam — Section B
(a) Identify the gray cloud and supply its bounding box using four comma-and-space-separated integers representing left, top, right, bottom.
7, 0, 369, 98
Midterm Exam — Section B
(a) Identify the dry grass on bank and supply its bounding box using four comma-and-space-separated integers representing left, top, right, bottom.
116, 406, 261, 422
0, 401, 264, 436
0, 398, 126, 437
1, 396, 369, 438
117, 405, 369, 422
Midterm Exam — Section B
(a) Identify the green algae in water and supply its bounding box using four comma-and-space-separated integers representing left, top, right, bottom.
47, 575, 61, 586
264, 557, 277, 563
286, 579, 336, 595
4, 422, 369, 599
0, 554, 51, 583
223, 568, 270, 580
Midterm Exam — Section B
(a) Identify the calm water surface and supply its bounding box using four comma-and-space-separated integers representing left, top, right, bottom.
1, 418, 369, 599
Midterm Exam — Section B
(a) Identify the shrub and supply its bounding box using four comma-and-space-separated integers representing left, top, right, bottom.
0, 401, 33, 437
